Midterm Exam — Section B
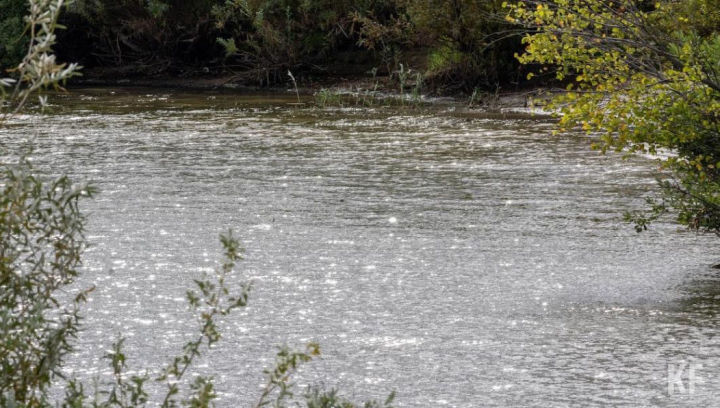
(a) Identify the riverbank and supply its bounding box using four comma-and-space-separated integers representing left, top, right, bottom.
70, 73, 553, 114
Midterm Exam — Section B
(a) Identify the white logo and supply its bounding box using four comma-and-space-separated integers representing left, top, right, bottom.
667, 361, 703, 395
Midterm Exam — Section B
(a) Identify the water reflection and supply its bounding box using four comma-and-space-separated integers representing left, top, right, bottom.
675, 269, 720, 319
1, 88, 718, 407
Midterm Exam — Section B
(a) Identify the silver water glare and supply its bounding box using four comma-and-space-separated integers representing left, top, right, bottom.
2, 88, 718, 407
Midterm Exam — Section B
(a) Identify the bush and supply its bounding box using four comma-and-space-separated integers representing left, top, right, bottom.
51, 0, 529, 92
213, 0, 400, 83
0, 0, 27, 70
1, 0, 80, 119
348, 0, 527, 93
61, 0, 220, 71
59, 0, 398, 79
508, 0, 720, 233
49, 0, 530, 91
0, 157, 94, 406
400, 0, 524, 92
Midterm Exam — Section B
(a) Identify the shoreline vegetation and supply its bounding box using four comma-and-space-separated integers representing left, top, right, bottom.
44, 1, 540, 97
67, 75, 550, 112
0, 0, 567, 111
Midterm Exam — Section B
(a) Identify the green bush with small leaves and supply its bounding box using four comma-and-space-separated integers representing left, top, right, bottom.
0, 0, 27, 70
508, 0, 720, 233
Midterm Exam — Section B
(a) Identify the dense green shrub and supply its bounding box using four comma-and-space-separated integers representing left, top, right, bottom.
51, 0, 527, 90
60, 0, 220, 71
401, 0, 523, 92
59, 0, 399, 79
212, 0, 402, 83
508, 0, 720, 233
0, 0, 27, 70
1, 0, 80, 119
0, 157, 94, 407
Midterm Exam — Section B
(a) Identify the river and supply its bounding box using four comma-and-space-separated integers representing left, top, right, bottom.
2, 88, 718, 407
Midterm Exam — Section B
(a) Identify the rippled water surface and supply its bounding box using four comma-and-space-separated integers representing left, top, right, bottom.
3, 88, 719, 407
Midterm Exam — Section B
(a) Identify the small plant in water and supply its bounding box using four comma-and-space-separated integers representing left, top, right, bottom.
287, 70, 300, 103
468, 87, 480, 108
411, 71, 423, 105
393, 64, 425, 109
396, 63, 408, 106
314, 88, 344, 108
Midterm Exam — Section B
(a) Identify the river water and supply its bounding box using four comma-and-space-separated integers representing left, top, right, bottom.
2, 88, 719, 407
